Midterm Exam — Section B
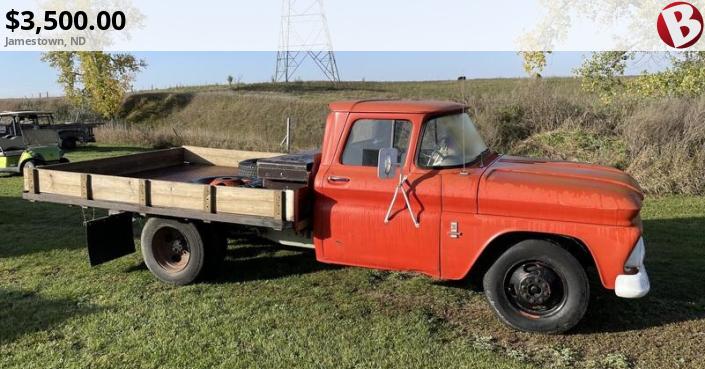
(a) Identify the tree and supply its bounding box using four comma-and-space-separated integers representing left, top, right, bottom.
575, 52, 705, 101
519, 51, 551, 78
227, 75, 234, 86
42, 52, 146, 120
573, 52, 630, 101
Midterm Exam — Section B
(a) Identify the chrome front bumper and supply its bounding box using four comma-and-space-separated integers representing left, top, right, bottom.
615, 237, 650, 298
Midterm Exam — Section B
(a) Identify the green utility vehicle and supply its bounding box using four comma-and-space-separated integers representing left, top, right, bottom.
0, 114, 68, 175
0, 111, 99, 149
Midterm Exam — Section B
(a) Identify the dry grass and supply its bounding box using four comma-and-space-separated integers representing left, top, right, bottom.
4, 78, 704, 194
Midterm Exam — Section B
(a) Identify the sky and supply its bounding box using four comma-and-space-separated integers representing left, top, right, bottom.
0, 51, 669, 99
1, 0, 671, 52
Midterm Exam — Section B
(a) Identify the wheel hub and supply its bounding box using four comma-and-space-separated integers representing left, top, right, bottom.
152, 227, 191, 273
505, 261, 566, 317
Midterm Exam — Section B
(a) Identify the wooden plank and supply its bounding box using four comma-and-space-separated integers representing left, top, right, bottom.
183, 146, 281, 167
24, 168, 39, 194
139, 179, 150, 206
273, 191, 283, 219
50, 148, 185, 175
216, 186, 278, 217
22, 192, 287, 230
203, 185, 216, 213
37, 169, 82, 197
149, 180, 205, 211
91, 174, 140, 203
80, 174, 92, 200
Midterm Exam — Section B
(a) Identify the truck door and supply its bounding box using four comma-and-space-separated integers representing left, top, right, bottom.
316, 113, 442, 276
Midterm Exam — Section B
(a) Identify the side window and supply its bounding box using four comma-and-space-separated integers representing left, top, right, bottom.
341, 119, 412, 166
37, 116, 52, 126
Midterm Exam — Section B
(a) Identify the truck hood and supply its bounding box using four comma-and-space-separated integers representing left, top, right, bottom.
478, 156, 643, 226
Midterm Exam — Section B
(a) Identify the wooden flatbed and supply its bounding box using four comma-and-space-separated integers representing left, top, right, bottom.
22, 146, 308, 230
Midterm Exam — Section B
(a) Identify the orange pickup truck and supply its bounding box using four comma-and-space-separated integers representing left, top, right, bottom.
23, 100, 649, 333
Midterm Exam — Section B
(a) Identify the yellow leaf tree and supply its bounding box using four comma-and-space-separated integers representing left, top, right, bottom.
42, 52, 146, 120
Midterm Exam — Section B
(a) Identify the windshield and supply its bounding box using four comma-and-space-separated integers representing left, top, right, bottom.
417, 113, 488, 168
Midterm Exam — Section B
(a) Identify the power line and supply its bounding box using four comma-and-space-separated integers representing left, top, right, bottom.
275, 0, 341, 83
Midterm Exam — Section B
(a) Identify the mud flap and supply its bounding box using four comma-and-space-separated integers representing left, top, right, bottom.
86, 212, 135, 266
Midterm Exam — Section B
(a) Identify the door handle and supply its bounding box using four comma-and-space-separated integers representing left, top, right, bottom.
327, 176, 350, 183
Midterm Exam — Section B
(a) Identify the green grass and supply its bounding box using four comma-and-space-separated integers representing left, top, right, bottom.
1, 145, 704, 369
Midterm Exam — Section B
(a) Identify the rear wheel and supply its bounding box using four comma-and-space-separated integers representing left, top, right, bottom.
482, 239, 589, 334
140, 218, 226, 285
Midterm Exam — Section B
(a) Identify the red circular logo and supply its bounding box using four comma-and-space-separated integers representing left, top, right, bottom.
657, 2, 703, 48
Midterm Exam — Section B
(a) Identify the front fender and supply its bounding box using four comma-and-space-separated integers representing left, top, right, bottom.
19, 150, 42, 165
440, 213, 641, 290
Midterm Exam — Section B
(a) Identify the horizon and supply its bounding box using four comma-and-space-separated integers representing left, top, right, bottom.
0, 51, 669, 99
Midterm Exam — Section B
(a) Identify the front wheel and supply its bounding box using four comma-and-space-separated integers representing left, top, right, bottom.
483, 240, 589, 334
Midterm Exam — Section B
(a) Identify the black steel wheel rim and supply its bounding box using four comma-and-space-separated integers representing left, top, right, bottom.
503, 260, 567, 318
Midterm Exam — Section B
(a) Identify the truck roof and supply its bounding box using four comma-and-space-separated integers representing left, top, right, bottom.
329, 100, 466, 114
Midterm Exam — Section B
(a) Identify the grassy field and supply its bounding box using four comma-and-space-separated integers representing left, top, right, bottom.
0, 145, 703, 369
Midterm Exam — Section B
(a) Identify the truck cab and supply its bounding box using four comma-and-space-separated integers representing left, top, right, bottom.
312, 100, 649, 332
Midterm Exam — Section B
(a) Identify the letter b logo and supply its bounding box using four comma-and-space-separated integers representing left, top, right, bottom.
657, 2, 704, 48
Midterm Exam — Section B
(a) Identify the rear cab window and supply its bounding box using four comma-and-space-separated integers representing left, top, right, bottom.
341, 119, 412, 166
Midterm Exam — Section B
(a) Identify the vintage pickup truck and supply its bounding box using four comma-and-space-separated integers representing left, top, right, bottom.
22, 100, 650, 333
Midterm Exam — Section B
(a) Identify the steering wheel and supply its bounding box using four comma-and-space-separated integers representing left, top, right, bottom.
421, 139, 450, 167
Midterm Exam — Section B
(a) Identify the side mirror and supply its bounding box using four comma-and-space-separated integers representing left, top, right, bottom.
377, 147, 400, 179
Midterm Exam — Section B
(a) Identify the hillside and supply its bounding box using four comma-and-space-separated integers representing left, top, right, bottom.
1, 78, 703, 195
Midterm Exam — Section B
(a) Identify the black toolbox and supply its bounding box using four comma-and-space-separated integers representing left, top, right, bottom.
256, 152, 317, 186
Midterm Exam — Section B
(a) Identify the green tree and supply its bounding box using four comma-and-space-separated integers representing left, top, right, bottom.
227, 75, 234, 86
42, 52, 146, 119
575, 52, 705, 101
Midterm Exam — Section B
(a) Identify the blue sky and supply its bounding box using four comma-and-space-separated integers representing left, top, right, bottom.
0, 52, 666, 99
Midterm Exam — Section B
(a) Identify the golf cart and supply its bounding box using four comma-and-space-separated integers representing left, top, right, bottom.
0, 114, 68, 175
0, 111, 98, 149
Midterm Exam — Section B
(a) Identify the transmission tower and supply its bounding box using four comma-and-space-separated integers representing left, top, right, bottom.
275, 0, 341, 83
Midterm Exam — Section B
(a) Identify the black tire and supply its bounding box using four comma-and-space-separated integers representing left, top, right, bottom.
238, 158, 258, 177
59, 157, 70, 164
482, 239, 589, 334
140, 217, 225, 285
61, 138, 77, 150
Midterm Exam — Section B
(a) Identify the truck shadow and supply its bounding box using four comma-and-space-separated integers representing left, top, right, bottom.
215, 239, 340, 283
0, 196, 86, 259
0, 288, 100, 345
574, 215, 705, 333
